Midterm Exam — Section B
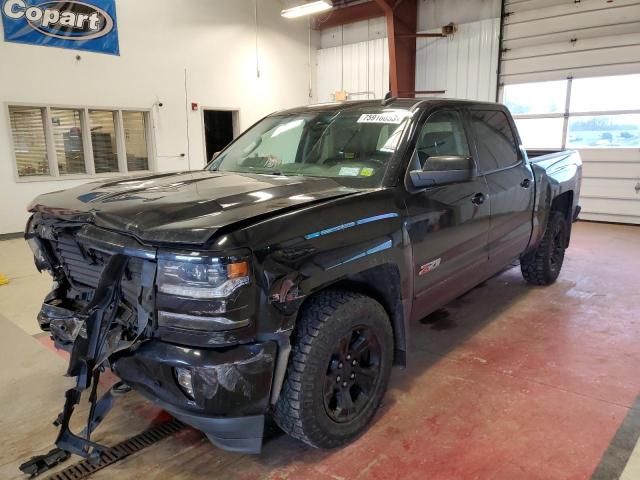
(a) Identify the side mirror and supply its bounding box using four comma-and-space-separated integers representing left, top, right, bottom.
409, 155, 474, 188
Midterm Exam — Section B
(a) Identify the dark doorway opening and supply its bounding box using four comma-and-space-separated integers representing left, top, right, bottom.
203, 110, 235, 163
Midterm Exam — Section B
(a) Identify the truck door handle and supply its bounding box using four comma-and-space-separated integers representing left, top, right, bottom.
520, 178, 531, 188
471, 193, 485, 205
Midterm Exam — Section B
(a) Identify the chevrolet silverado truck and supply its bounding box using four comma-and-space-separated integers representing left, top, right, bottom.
24, 99, 581, 458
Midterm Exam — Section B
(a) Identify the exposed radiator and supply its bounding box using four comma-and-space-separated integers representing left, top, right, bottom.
50, 232, 143, 306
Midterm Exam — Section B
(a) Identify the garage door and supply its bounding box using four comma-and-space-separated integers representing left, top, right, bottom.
498, 0, 640, 224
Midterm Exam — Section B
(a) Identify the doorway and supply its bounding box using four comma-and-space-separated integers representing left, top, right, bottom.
202, 109, 237, 163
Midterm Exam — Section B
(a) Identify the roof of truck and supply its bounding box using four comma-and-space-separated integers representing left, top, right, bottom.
271, 98, 505, 116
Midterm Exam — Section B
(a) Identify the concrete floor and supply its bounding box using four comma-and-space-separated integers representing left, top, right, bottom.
1, 221, 639, 479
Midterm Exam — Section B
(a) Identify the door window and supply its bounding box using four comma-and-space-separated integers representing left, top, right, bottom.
470, 110, 520, 172
416, 111, 470, 168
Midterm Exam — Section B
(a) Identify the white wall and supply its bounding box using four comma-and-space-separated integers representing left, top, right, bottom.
415, 18, 500, 101
316, 18, 389, 102
418, 0, 500, 31
315, 1, 502, 103
319, 17, 387, 48
0, 0, 317, 234
501, 0, 640, 84
415, 0, 501, 101
316, 37, 389, 102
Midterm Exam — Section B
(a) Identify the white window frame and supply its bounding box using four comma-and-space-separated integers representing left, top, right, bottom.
500, 75, 640, 150
6, 102, 156, 182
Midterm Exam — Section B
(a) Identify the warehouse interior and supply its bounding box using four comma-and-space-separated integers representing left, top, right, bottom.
1, 0, 639, 479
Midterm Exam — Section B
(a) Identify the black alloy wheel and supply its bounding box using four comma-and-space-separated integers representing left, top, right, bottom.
323, 326, 382, 423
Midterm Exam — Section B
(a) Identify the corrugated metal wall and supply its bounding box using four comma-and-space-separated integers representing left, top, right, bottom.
415, 18, 500, 101
316, 37, 390, 102
316, 18, 389, 102
316, 17, 500, 103
501, 0, 640, 84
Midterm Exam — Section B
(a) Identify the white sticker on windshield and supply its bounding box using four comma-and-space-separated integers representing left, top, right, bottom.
357, 112, 405, 124
338, 167, 361, 176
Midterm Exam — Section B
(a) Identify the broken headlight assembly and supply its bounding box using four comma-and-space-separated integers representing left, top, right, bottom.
26, 236, 52, 273
156, 252, 252, 333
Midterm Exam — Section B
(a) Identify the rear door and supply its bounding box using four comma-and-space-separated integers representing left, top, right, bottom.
468, 108, 535, 267
405, 109, 491, 320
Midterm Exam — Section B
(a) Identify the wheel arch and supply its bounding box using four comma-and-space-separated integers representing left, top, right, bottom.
297, 263, 407, 367
551, 190, 574, 246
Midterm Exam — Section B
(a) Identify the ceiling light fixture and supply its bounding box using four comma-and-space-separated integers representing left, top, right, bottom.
281, 0, 332, 19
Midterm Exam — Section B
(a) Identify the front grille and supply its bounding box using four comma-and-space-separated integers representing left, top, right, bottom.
50, 231, 143, 306
54, 233, 107, 288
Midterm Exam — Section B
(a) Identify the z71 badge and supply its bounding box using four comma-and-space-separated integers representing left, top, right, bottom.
419, 258, 441, 276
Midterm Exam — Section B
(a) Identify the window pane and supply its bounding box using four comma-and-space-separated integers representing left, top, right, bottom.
417, 111, 469, 167
570, 74, 640, 113
89, 110, 118, 173
567, 114, 640, 148
470, 110, 519, 172
123, 111, 149, 171
514, 118, 564, 149
213, 107, 412, 187
503, 80, 567, 115
251, 118, 305, 164
9, 106, 49, 177
51, 108, 85, 175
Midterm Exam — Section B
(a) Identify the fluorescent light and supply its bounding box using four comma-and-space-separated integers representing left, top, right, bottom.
281, 0, 332, 18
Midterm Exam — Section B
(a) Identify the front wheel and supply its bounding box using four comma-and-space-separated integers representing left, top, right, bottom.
274, 290, 393, 449
521, 211, 568, 285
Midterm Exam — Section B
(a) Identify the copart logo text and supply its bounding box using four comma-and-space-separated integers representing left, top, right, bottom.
2, 0, 114, 40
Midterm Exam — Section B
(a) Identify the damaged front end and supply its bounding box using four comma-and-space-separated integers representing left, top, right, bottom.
23, 212, 277, 470
25, 214, 157, 463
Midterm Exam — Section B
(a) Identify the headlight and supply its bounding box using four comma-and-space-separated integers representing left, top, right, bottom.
157, 255, 250, 299
26, 236, 52, 273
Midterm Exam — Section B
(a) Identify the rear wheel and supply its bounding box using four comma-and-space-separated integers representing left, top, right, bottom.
274, 290, 393, 449
521, 211, 567, 285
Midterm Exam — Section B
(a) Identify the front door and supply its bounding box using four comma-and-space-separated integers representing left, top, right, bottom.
405, 109, 491, 321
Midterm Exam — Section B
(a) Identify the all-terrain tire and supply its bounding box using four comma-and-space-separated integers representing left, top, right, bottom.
521, 211, 568, 285
274, 290, 393, 449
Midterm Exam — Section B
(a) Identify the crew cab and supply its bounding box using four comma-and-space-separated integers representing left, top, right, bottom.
24, 98, 582, 457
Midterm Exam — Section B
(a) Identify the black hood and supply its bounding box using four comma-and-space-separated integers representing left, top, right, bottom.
31, 171, 358, 245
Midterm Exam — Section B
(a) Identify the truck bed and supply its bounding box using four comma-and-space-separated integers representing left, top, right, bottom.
527, 149, 581, 176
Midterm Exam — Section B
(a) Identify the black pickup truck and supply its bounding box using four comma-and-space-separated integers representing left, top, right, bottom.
25, 99, 581, 457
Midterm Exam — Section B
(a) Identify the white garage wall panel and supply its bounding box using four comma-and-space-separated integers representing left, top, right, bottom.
579, 149, 640, 224
418, 0, 501, 31
316, 37, 390, 102
501, 0, 640, 224
501, 0, 640, 84
415, 18, 500, 101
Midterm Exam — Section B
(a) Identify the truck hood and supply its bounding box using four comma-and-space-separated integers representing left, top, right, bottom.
31, 170, 359, 245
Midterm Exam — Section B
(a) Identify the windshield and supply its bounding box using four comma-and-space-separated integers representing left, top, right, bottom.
207, 106, 414, 187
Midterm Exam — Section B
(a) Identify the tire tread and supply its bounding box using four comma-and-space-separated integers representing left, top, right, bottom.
274, 290, 390, 448
521, 211, 566, 285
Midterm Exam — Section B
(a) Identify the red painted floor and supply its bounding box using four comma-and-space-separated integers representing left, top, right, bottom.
28, 222, 640, 479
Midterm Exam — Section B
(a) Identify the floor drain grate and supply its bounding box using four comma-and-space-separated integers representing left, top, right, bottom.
45, 418, 186, 480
